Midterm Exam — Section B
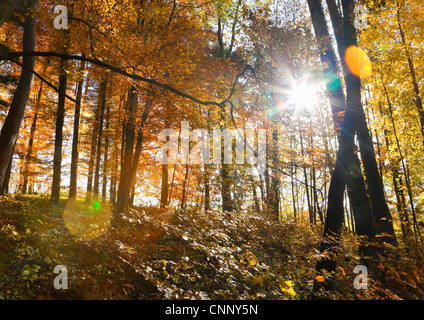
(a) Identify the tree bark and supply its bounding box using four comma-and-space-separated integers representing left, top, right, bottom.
69, 59, 86, 199
85, 78, 105, 203
340, 0, 396, 244
396, 3, 424, 143
22, 82, 42, 194
308, 0, 377, 291
93, 75, 109, 198
102, 100, 110, 202
0, 0, 37, 191
116, 86, 137, 212
51, 57, 68, 204
0, 0, 22, 28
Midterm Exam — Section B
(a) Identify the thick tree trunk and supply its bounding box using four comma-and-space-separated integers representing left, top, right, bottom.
116, 86, 137, 212
308, 0, 377, 291
341, 0, 396, 244
0, 0, 22, 28
2, 155, 13, 194
0, 0, 37, 191
116, 88, 152, 212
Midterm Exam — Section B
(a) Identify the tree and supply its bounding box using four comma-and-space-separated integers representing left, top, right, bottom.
69, 59, 86, 199
0, 0, 38, 194
0, 0, 23, 29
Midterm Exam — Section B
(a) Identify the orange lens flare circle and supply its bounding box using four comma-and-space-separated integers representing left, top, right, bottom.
345, 46, 372, 78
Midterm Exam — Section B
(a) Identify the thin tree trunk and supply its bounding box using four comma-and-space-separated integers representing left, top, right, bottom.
51, 56, 68, 204
220, 112, 233, 213
22, 82, 42, 194
300, 129, 312, 224
396, 3, 424, 143
94, 75, 109, 198
69, 59, 86, 199
102, 101, 110, 202
160, 162, 169, 209
181, 163, 189, 210
85, 79, 105, 203
160, 120, 170, 209
290, 135, 297, 221
168, 129, 181, 207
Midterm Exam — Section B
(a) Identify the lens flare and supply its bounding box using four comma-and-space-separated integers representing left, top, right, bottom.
345, 46, 372, 78
287, 81, 320, 110
324, 72, 340, 92
63, 198, 112, 240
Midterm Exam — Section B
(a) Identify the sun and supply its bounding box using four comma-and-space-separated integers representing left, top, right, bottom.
286, 81, 321, 110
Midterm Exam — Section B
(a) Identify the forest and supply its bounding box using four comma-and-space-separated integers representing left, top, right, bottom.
0, 0, 423, 301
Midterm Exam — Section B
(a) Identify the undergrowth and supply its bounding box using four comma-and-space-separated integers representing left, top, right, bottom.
0, 195, 423, 300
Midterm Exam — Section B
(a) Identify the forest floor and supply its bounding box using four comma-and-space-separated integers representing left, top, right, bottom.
0, 195, 423, 300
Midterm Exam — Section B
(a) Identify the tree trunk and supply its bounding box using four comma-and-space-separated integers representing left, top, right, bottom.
308, 0, 377, 291
220, 110, 233, 213
160, 120, 170, 209
94, 75, 108, 198
85, 78, 105, 203
0, 0, 37, 191
2, 155, 13, 194
22, 82, 42, 194
160, 162, 169, 209
51, 57, 68, 204
69, 59, 86, 199
341, 0, 396, 244
180, 163, 189, 210
299, 128, 312, 224
102, 101, 110, 202
0, 0, 22, 28
116, 86, 137, 212
116, 88, 152, 212
396, 4, 424, 143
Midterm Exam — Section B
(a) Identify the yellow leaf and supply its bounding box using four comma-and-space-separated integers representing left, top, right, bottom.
249, 257, 258, 266
315, 275, 325, 283
286, 287, 296, 296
